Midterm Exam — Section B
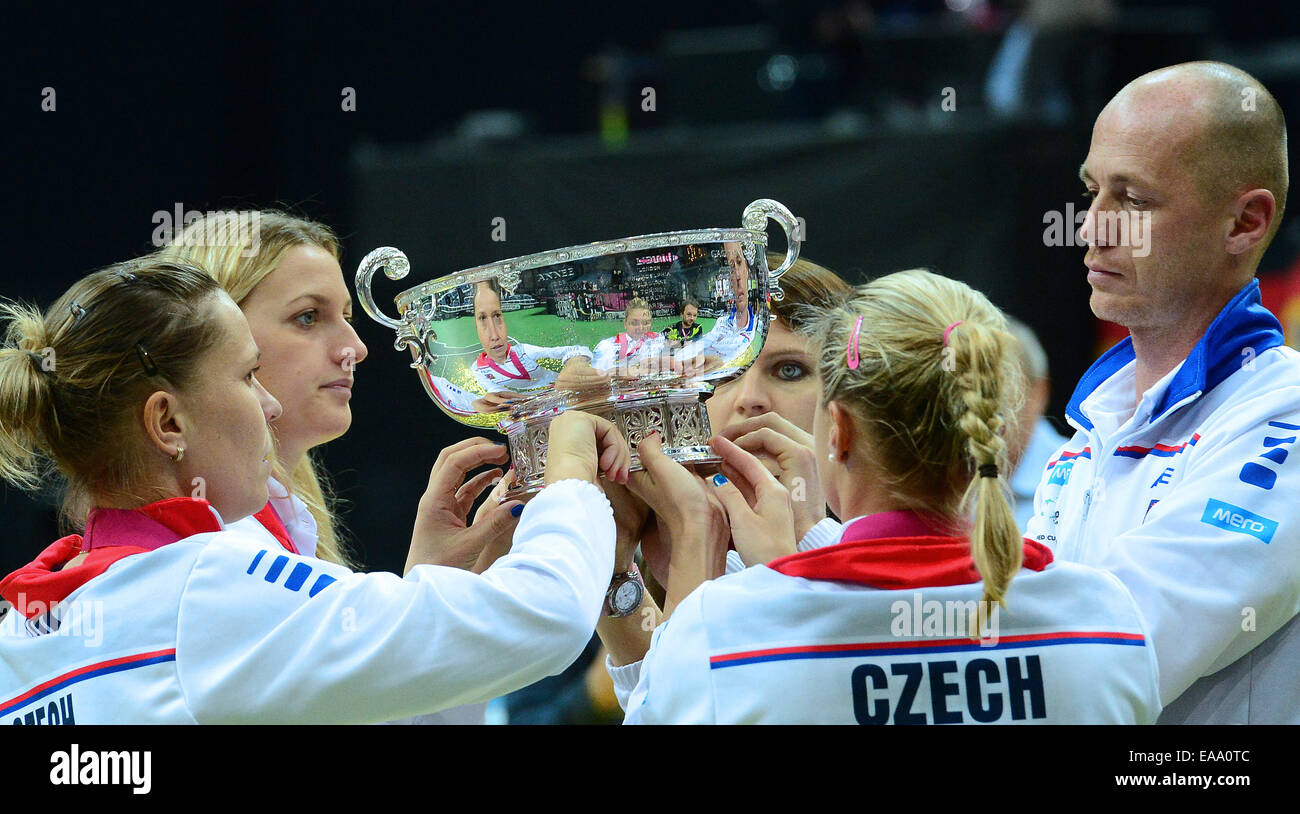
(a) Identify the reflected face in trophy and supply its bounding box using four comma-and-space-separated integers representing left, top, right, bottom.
238, 244, 368, 469
725, 241, 750, 302
680, 303, 698, 329
625, 307, 653, 340
706, 319, 819, 436
474, 282, 509, 362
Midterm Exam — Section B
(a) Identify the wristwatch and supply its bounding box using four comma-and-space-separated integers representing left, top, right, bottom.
605, 564, 644, 618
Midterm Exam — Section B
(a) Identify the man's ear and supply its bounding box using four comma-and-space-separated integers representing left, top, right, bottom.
142, 390, 185, 461
827, 400, 856, 462
1226, 188, 1276, 256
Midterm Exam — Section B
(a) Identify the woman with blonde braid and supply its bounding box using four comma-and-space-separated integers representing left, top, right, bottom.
613, 269, 1161, 724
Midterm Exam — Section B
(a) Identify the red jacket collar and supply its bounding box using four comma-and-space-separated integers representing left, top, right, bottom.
0, 497, 224, 619
253, 502, 299, 555
83, 497, 223, 552
768, 511, 1053, 589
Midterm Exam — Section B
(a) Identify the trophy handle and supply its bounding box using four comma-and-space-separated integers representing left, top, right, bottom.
742, 199, 802, 283
355, 247, 410, 331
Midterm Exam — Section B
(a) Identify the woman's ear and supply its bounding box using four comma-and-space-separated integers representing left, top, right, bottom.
827, 400, 855, 462
142, 390, 185, 461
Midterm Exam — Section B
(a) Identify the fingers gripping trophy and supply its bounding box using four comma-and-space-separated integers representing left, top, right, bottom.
356, 200, 802, 500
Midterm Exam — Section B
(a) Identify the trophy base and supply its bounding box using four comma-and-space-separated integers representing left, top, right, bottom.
501, 390, 718, 501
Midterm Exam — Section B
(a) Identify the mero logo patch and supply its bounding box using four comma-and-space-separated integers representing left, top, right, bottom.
1200, 499, 1277, 543
1047, 460, 1074, 486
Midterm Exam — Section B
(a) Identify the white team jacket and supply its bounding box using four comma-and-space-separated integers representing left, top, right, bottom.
592, 331, 668, 371
0, 478, 613, 724
470, 343, 593, 393
228, 478, 487, 725
687, 306, 756, 367
1024, 279, 1300, 723
618, 512, 1161, 724
422, 344, 594, 416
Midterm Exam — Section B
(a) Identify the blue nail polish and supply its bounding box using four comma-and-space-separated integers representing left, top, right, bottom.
712, 474, 728, 486
510, 504, 524, 518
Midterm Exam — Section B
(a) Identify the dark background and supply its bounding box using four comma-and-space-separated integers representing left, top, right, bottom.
4, 0, 1298, 575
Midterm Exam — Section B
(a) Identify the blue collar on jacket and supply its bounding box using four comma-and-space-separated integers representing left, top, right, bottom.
1065, 279, 1284, 431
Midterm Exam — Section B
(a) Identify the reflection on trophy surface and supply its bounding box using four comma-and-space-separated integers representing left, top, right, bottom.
592, 297, 674, 378
664, 299, 702, 349
460, 280, 607, 413
357, 199, 802, 499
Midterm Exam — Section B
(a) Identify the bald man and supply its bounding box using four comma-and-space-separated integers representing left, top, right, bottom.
1025, 62, 1300, 723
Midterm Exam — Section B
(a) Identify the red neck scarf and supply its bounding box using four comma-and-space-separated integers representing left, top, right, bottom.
768, 511, 1053, 590
0, 497, 224, 618
0, 496, 299, 618
477, 347, 529, 380
617, 331, 658, 360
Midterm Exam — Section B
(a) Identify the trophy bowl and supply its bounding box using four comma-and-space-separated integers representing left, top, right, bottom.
356, 199, 802, 499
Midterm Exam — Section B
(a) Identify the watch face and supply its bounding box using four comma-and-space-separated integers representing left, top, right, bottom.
612, 579, 642, 613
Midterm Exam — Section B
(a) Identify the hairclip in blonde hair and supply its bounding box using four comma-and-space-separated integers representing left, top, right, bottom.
846, 315, 863, 370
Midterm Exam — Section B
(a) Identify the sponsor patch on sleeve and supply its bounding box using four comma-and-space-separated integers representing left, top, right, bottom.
1200, 499, 1277, 543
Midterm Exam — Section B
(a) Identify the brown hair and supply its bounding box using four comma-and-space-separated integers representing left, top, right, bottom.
0, 259, 225, 528
153, 210, 354, 567
808, 269, 1025, 611
766, 254, 853, 331
473, 278, 503, 311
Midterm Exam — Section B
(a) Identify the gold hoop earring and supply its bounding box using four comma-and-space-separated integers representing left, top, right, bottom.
172, 447, 185, 463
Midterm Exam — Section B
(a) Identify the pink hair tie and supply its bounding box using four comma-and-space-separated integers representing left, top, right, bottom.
943, 320, 964, 347
846, 316, 863, 370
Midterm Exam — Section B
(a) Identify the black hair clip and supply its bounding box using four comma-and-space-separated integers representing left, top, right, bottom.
114, 269, 138, 282
135, 342, 159, 376
69, 301, 87, 321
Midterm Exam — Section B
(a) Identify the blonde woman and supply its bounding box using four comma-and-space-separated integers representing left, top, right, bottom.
591, 297, 674, 377
605, 269, 1161, 724
156, 213, 360, 564
157, 211, 525, 724
0, 259, 628, 723
158, 212, 526, 561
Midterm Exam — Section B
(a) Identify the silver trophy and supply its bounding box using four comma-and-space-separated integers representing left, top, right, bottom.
357, 199, 801, 499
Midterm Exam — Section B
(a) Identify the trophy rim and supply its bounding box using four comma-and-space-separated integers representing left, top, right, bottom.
392, 226, 769, 312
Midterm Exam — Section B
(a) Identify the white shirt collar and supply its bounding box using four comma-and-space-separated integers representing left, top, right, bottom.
267, 476, 319, 558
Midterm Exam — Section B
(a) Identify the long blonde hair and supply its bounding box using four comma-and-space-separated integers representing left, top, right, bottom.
809, 269, 1025, 609
153, 211, 354, 568
0, 260, 224, 528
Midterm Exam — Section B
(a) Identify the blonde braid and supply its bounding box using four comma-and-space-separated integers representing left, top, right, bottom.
948, 320, 1023, 613
808, 269, 1026, 624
